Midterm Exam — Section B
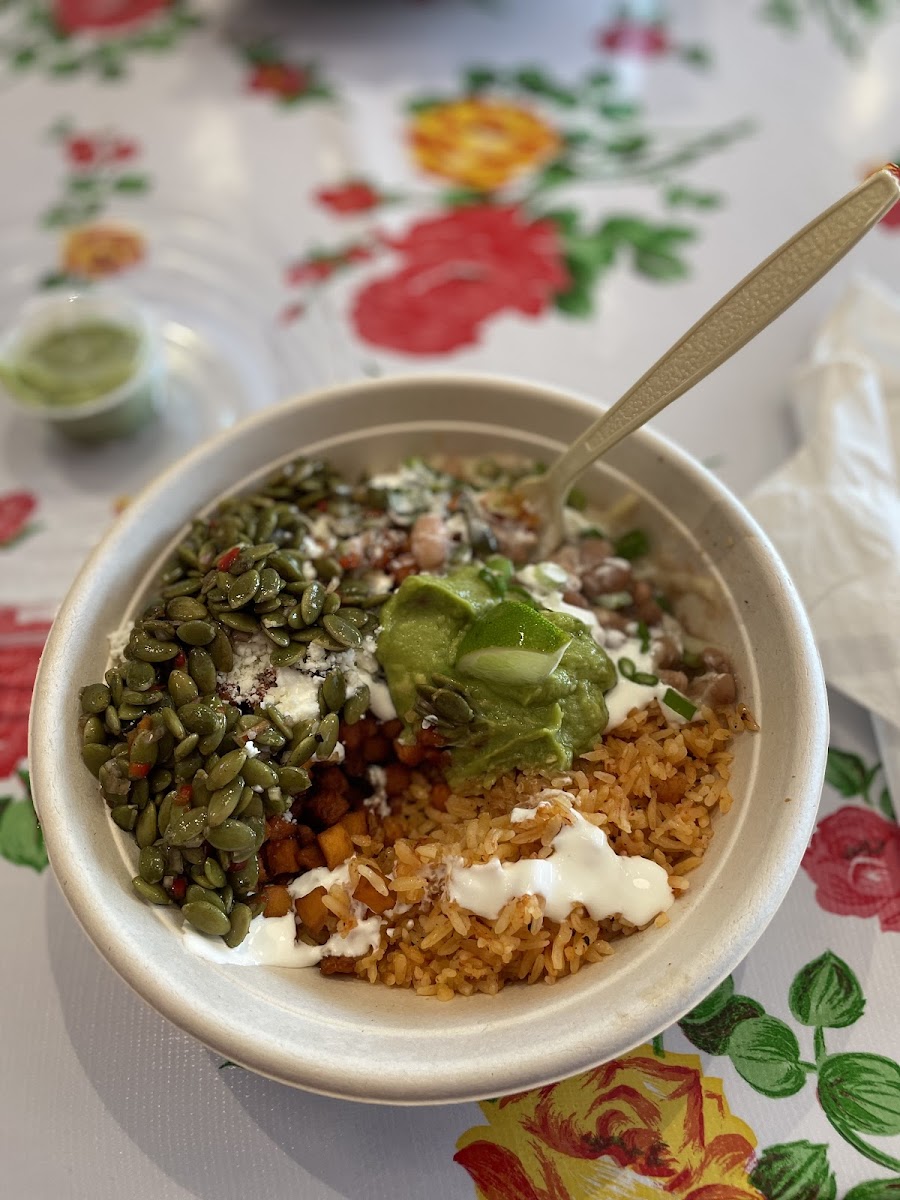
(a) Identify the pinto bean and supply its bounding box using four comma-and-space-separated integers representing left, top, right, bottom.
652, 636, 682, 670
583, 558, 632, 600
689, 671, 737, 707
562, 589, 589, 609
410, 512, 450, 571
658, 669, 689, 692
577, 537, 615, 568
701, 647, 733, 674
550, 545, 581, 575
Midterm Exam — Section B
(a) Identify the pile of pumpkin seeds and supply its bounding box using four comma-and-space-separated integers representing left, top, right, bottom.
78, 457, 401, 946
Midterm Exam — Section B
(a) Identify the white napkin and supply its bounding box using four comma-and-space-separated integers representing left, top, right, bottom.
747, 277, 900, 805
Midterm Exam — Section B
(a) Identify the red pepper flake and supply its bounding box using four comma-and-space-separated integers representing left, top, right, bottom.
137, 715, 153, 732
173, 650, 186, 670
230, 859, 248, 872
175, 784, 193, 806
128, 761, 151, 779
216, 546, 241, 571
339, 552, 361, 570
315, 499, 329, 512
169, 877, 187, 901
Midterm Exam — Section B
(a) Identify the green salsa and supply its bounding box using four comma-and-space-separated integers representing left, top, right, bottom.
1, 320, 141, 408
376, 564, 617, 787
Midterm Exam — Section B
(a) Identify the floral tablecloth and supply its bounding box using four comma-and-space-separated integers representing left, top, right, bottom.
2, 2, 900, 1197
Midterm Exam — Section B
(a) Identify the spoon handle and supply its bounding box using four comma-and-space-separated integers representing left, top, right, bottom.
542, 165, 900, 493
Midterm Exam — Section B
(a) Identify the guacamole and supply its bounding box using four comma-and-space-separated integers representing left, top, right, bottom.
376, 565, 616, 786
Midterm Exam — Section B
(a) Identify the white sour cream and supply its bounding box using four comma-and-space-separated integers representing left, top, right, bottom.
447, 802, 673, 928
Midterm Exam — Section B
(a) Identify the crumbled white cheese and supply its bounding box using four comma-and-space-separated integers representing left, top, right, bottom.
364, 765, 391, 819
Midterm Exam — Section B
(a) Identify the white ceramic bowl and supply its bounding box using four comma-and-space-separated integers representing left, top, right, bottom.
30, 374, 827, 1104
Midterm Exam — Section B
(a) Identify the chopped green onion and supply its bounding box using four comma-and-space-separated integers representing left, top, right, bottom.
596, 591, 632, 610
682, 649, 703, 670
578, 525, 606, 539
618, 656, 636, 681
484, 554, 513, 582
634, 671, 659, 687
566, 486, 587, 512
613, 529, 649, 561
637, 620, 650, 653
478, 567, 507, 597
662, 689, 697, 720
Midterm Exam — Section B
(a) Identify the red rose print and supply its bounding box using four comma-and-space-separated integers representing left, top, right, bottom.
66, 136, 98, 166
54, 0, 170, 34
316, 181, 381, 215
286, 258, 336, 286
0, 492, 38, 548
881, 201, 900, 229
803, 806, 900, 931
597, 20, 670, 57
351, 204, 568, 355
0, 608, 53, 779
249, 63, 309, 101
112, 138, 138, 161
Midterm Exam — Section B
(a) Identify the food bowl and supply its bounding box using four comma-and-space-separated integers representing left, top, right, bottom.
30, 374, 827, 1104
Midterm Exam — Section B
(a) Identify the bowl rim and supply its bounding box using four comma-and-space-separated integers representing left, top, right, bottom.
30, 370, 828, 1104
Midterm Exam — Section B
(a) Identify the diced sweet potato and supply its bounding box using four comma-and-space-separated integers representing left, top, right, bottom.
363, 733, 392, 762
294, 822, 316, 847
430, 782, 451, 812
340, 809, 368, 838
294, 887, 328, 934
316, 765, 349, 797
319, 955, 359, 975
307, 790, 350, 827
295, 843, 326, 871
394, 740, 425, 767
353, 873, 394, 915
383, 719, 403, 739
384, 763, 412, 795
264, 838, 303, 877
317, 823, 354, 869
266, 816, 297, 843
262, 884, 292, 918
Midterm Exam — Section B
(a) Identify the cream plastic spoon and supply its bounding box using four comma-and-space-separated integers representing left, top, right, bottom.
519, 165, 900, 556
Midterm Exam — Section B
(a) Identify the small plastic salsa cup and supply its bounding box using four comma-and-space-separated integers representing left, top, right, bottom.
0, 288, 162, 443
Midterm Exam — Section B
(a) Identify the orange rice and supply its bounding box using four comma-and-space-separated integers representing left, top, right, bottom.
308, 701, 756, 999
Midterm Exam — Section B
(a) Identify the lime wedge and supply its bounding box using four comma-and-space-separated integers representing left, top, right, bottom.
455, 600, 572, 686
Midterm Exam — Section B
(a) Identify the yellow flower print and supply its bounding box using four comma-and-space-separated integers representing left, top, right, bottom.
409, 99, 561, 192
455, 1044, 764, 1199
61, 222, 146, 279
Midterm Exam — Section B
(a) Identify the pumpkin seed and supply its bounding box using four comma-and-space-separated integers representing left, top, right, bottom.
111, 805, 137, 832
174, 751, 202, 781
81, 742, 112, 776
322, 669, 347, 713
300, 580, 325, 625
262, 626, 291, 648
174, 732, 200, 761
130, 730, 158, 767
241, 793, 265, 821
432, 688, 474, 724
177, 619, 217, 647
269, 643, 305, 668
206, 819, 256, 855
261, 704, 292, 739
135, 801, 159, 848
288, 735, 317, 766
228, 568, 260, 609
315, 555, 341, 580
149, 768, 173, 795
256, 567, 282, 603
209, 627, 234, 672
165, 806, 208, 846
263, 788, 288, 816
132, 877, 171, 905
132, 636, 181, 664
179, 700, 222, 736
105, 667, 125, 706
182, 901, 231, 937
233, 784, 254, 817
253, 725, 285, 751
230, 854, 260, 894
139, 845, 166, 884
166, 596, 208, 621
160, 706, 186, 740
290, 717, 317, 745
206, 749, 247, 792
168, 669, 199, 707
131, 778, 150, 810
207, 778, 244, 827
186, 881, 214, 904
80, 682, 111, 714
198, 721, 227, 756
322, 613, 362, 649
219, 883, 234, 914
82, 715, 107, 745
340, 607, 367, 628
220, 611, 258, 634
157, 793, 175, 838
322, 591, 341, 616
121, 688, 163, 708
224, 903, 252, 948
104, 705, 122, 736
241, 756, 278, 790
124, 660, 156, 691
140, 619, 176, 640
187, 647, 217, 695
316, 712, 340, 759
278, 765, 311, 795
204, 857, 227, 888
161, 577, 203, 599
342, 686, 370, 725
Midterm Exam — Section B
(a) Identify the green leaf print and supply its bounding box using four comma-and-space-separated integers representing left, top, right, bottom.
788, 950, 865, 1028
727, 1016, 807, 1098
749, 1140, 836, 1200
679, 990, 765, 1054
844, 1179, 900, 1199
879, 786, 897, 822
680, 974, 734, 1024
818, 1054, 900, 1137
825, 746, 881, 801
0, 774, 48, 872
